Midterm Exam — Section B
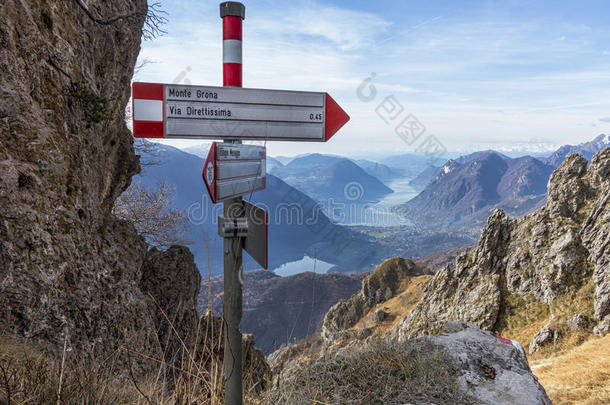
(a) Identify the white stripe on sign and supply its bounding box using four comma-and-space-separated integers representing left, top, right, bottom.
134, 99, 163, 121
223, 39, 242, 64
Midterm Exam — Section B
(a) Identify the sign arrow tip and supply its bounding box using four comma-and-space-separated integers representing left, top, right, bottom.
324, 93, 350, 141
202, 142, 217, 203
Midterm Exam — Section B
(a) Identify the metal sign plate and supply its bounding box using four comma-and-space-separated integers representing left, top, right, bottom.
202, 142, 266, 203
243, 200, 268, 269
132, 82, 349, 142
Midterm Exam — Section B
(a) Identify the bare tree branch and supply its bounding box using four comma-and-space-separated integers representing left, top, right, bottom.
134, 58, 156, 78
75, 0, 143, 25
74, 0, 167, 40
133, 139, 164, 167
143, 2, 168, 41
113, 181, 192, 247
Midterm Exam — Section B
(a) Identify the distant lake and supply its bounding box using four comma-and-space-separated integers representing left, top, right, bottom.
270, 179, 419, 276
326, 177, 419, 227
377, 178, 420, 207
272, 255, 334, 277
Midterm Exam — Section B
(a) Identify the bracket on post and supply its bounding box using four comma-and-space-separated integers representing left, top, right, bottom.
218, 216, 248, 238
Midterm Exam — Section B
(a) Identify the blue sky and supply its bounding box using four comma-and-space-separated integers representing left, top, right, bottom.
137, 0, 610, 158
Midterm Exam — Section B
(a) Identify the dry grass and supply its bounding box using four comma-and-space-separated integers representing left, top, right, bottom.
494, 279, 608, 403
261, 338, 474, 405
0, 313, 265, 405
495, 279, 597, 362
0, 337, 142, 404
532, 334, 610, 404
353, 275, 432, 334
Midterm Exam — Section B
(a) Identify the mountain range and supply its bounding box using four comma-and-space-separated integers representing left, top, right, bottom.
545, 133, 610, 167
270, 153, 393, 204
394, 152, 554, 229
394, 135, 609, 230
134, 141, 388, 275
353, 159, 404, 182
135, 135, 610, 273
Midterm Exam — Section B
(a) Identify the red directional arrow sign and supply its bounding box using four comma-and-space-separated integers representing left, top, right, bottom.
202, 142, 266, 204
132, 82, 349, 141
202, 142, 217, 202
324, 93, 350, 141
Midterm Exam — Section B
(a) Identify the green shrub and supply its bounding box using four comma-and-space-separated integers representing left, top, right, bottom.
69, 82, 110, 128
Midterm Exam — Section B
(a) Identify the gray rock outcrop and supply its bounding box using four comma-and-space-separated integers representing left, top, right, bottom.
321, 257, 427, 344
529, 322, 560, 354
427, 322, 551, 405
140, 245, 201, 363
268, 322, 551, 405
567, 313, 592, 332
140, 245, 271, 391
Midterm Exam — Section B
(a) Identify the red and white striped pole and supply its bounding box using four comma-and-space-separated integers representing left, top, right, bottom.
220, 3, 245, 405
221, 2, 245, 87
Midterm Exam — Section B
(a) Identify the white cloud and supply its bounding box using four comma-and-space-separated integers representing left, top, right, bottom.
136, 1, 610, 156
258, 4, 391, 51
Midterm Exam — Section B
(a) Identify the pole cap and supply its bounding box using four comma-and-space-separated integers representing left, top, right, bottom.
220, 2, 245, 19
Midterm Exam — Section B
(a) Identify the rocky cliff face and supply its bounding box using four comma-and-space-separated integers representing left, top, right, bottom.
141, 246, 271, 392
321, 257, 431, 344
0, 4, 274, 397
141, 246, 202, 364
397, 149, 610, 344
0, 0, 159, 357
0, 2, 271, 390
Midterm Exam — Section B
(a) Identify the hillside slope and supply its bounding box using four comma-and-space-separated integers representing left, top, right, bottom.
200, 270, 366, 354
135, 142, 388, 274
321, 257, 433, 344
397, 149, 610, 344
269, 149, 609, 405
408, 164, 441, 191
